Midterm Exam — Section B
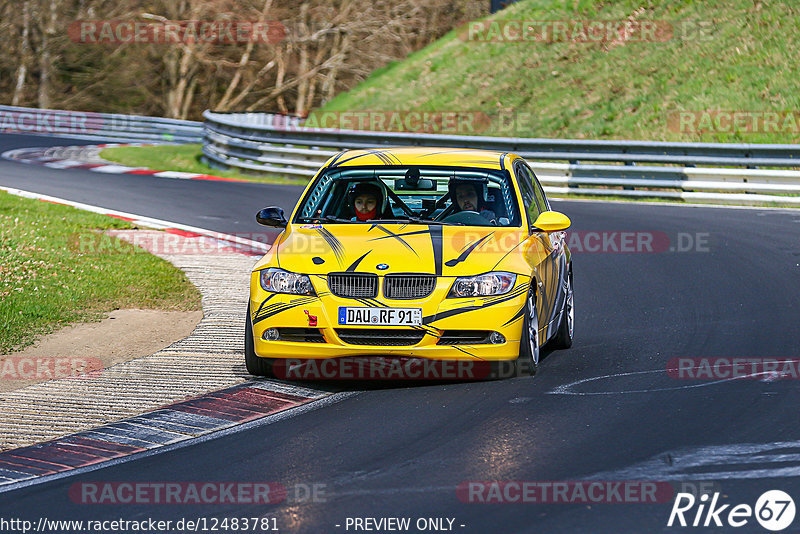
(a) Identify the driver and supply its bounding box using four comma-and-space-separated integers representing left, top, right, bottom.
450, 181, 496, 224
349, 182, 383, 222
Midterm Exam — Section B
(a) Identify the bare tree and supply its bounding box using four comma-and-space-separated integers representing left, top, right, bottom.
0, 0, 486, 118
11, 1, 32, 106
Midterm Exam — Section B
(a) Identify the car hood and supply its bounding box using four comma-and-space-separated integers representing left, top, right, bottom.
253, 223, 532, 276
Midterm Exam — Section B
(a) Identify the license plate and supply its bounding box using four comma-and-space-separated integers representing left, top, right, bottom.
338, 307, 422, 326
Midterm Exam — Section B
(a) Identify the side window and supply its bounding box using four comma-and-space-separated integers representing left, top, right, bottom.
524, 162, 549, 213
515, 162, 541, 230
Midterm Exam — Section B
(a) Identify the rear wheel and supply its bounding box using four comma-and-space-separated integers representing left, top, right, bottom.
551, 269, 574, 349
514, 287, 540, 377
244, 305, 276, 377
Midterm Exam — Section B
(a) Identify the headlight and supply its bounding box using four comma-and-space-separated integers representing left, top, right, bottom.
448, 272, 516, 298
259, 268, 315, 295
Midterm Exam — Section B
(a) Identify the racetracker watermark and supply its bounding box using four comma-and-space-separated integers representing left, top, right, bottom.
450, 231, 710, 254
296, 110, 491, 134
667, 358, 800, 380
69, 231, 271, 255
266, 358, 545, 381
458, 20, 712, 43
566, 231, 710, 253
68, 20, 286, 44
69, 482, 287, 505
0, 357, 103, 380
456, 481, 675, 503
668, 111, 800, 134
0, 109, 102, 135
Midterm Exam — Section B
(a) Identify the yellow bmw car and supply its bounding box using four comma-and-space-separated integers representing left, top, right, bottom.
245, 147, 573, 379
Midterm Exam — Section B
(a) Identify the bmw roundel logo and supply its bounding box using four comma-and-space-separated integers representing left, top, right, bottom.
376, 263, 389, 270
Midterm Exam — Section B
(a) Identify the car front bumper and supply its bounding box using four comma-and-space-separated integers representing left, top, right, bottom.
249, 275, 531, 362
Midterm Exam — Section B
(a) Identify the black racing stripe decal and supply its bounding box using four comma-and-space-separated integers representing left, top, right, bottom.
425, 159, 500, 167
257, 297, 316, 316
317, 228, 345, 267
429, 225, 443, 276
346, 251, 371, 272
367, 225, 418, 256
412, 325, 441, 337
537, 258, 550, 319
328, 150, 347, 167
485, 283, 529, 305
370, 149, 401, 165
423, 283, 529, 325
417, 149, 476, 158
502, 305, 526, 326
373, 152, 391, 165
369, 228, 432, 240
253, 296, 318, 324
384, 150, 402, 165
451, 345, 480, 359
254, 293, 277, 317
445, 233, 493, 268
491, 240, 524, 271
334, 149, 393, 167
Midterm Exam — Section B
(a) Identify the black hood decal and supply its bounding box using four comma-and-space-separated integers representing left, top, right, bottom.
445, 233, 493, 268
368, 225, 419, 256
346, 251, 371, 272
317, 228, 345, 267
429, 225, 443, 276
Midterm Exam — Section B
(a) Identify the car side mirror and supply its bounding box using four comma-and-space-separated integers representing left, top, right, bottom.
531, 211, 571, 232
256, 206, 287, 228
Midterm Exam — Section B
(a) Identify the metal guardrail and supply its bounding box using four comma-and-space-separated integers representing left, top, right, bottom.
202, 111, 800, 206
0, 104, 203, 143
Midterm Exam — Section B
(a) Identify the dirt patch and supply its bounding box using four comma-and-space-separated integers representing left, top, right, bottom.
0, 309, 202, 393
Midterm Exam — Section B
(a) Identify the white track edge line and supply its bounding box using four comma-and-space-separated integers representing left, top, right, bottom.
0, 185, 270, 252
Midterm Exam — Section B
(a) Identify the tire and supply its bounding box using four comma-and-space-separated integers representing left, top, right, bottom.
551, 268, 574, 350
514, 286, 540, 377
244, 305, 276, 377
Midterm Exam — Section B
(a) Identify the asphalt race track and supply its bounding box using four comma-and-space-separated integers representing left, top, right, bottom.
0, 134, 305, 237
2, 133, 800, 532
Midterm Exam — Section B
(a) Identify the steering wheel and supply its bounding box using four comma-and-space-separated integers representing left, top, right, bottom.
441, 210, 495, 226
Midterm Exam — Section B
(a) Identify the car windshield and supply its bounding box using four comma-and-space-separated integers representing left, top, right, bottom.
294, 166, 521, 227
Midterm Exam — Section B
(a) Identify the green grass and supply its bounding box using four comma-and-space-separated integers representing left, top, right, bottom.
0, 192, 202, 353
320, 0, 800, 144
100, 144, 310, 185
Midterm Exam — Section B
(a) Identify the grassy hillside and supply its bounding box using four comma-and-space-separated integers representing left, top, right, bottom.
320, 0, 800, 143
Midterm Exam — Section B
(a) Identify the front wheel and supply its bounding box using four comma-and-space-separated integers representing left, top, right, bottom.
514, 287, 540, 377
244, 305, 276, 377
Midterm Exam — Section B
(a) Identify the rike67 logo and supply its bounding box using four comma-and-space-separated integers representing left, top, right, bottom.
668, 490, 795, 531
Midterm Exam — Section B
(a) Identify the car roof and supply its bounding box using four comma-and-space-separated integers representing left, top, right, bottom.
328, 147, 515, 170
